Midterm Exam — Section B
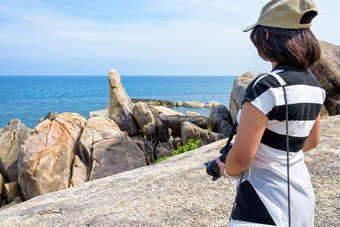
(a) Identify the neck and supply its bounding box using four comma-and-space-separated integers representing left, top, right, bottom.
272, 62, 278, 70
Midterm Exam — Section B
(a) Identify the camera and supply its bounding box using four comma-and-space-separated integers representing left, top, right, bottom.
204, 143, 233, 181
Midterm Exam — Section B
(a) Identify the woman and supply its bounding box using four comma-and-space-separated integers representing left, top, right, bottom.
216, 0, 326, 226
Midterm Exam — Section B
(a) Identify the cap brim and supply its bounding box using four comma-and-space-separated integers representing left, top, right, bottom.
243, 23, 257, 32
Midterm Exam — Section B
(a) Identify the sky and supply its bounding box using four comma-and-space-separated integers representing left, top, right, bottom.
0, 0, 339, 76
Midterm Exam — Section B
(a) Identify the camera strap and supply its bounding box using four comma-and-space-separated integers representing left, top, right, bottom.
229, 72, 291, 227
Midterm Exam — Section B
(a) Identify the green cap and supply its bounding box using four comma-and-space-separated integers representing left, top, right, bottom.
243, 0, 318, 32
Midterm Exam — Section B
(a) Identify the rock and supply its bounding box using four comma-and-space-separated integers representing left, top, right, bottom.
0, 173, 4, 204
132, 102, 156, 140
310, 40, 340, 115
185, 111, 200, 116
0, 119, 31, 182
108, 68, 138, 135
205, 101, 221, 108
209, 104, 233, 136
78, 115, 147, 181
89, 109, 109, 118
70, 155, 87, 187
0, 196, 22, 211
176, 101, 183, 107
154, 146, 171, 160
90, 140, 147, 181
182, 101, 205, 108
18, 112, 87, 200
174, 137, 182, 150
4, 182, 20, 203
159, 100, 176, 107
159, 114, 209, 134
229, 71, 257, 124
0, 116, 338, 226
132, 99, 160, 106
148, 106, 183, 142
181, 121, 226, 146
320, 105, 330, 117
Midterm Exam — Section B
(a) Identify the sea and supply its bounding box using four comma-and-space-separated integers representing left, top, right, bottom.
0, 75, 236, 129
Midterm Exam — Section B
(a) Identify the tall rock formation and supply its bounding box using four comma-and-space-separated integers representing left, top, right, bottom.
108, 68, 138, 135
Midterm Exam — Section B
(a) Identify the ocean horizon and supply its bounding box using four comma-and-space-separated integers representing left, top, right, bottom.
0, 75, 236, 129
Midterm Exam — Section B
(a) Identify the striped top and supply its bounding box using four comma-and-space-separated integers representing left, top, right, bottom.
236, 65, 326, 227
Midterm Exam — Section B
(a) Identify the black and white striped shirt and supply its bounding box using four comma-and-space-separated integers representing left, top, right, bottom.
243, 65, 325, 153
235, 65, 326, 227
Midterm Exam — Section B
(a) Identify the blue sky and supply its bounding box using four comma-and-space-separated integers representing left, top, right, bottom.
0, 0, 339, 76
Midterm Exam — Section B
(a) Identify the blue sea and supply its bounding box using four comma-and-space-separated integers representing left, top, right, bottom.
0, 75, 236, 129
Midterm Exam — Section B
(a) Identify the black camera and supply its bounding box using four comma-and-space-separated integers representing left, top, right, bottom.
204, 143, 233, 181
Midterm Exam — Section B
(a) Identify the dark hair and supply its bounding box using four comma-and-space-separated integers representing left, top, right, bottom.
250, 13, 320, 69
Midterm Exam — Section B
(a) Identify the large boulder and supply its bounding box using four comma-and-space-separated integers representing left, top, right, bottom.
209, 104, 233, 136
148, 106, 183, 142
132, 102, 156, 140
4, 182, 20, 203
181, 121, 225, 146
182, 101, 205, 108
205, 101, 221, 108
78, 115, 147, 181
108, 68, 138, 135
310, 40, 340, 115
0, 119, 31, 182
18, 112, 87, 200
70, 155, 87, 187
159, 114, 209, 133
229, 71, 256, 124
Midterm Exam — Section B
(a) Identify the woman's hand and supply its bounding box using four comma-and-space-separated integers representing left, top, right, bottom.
216, 157, 226, 178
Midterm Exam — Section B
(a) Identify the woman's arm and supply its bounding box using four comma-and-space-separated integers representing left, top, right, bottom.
217, 101, 268, 177
302, 114, 321, 152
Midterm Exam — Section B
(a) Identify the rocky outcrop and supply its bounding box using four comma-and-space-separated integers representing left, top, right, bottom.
181, 121, 225, 146
182, 101, 205, 108
229, 71, 256, 124
78, 115, 147, 181
148, 106, 183, 142
209, 104, 233, 136
310, 40, 340, 115
18, 113, 87, 200
108, 68, 138, 135
0, 116, 338, 226
205, 101, 220, 108
0, 119, 31, 182
132, 102, 156, 140
159, 114, 209, 133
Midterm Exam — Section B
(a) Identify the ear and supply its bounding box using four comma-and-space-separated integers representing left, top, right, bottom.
264, 29, 269, 41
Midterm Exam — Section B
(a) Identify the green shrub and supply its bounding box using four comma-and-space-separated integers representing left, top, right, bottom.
156, 139, 201, 163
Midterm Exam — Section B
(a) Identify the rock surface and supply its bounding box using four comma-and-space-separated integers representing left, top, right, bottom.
0, 173, 4, 204
148, 106, 183, 142
0, 116, 338, 226
159, 114, 209, 132
0, 119, 31, 182
18, 113, 87, 200
132, 102, 156, 140
78, 115, 147, 181
205, 101, 221, 108
4, 182, 20, 203
108, 68, 138, 135
209, 104, 233, 136
182, 101, 205, 108
310, 40, 340, 115
229, 71, 256, 124
181, 121, 226, 146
